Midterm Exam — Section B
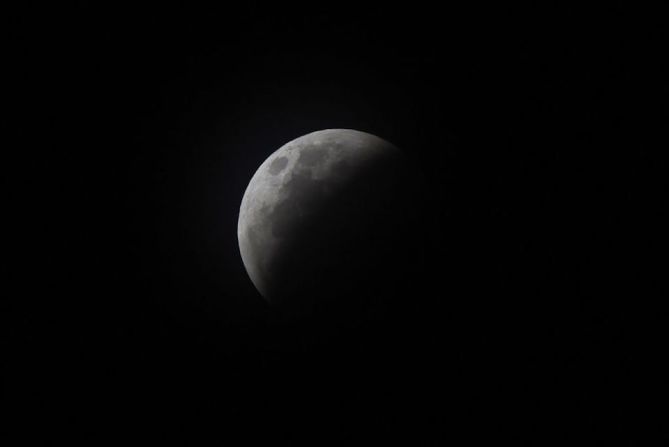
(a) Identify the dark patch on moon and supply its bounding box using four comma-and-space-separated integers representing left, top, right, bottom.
298, 145, 330, 167
268, 156, 289, 175
332, 159, 351, 176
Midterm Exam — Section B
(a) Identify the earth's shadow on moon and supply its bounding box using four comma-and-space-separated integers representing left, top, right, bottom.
256, 150, 432, 349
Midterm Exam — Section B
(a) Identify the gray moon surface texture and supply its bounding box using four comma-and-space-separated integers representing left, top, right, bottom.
238, 129, 420, 317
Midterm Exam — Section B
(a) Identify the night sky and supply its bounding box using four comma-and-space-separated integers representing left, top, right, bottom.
5, 2, 666, 444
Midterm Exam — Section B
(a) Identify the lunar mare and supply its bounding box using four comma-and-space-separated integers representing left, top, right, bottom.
238, 129, 417, 316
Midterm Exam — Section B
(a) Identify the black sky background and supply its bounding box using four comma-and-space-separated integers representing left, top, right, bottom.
4, 2, 667, 444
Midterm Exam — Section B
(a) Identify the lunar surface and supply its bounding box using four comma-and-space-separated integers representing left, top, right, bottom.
238, 129, 421, 317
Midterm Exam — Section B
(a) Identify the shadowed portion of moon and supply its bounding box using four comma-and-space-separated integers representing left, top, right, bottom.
238, 129, 425, 325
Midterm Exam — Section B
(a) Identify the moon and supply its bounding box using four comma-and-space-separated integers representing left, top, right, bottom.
238, 129, 421, 318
